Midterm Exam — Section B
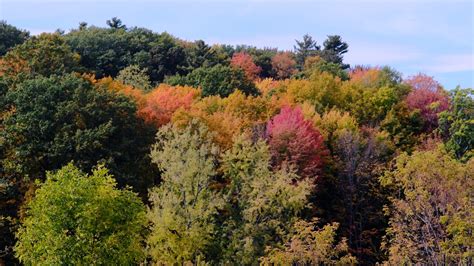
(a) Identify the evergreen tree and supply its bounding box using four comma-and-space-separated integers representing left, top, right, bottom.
294, 34, 320, 69
438, 88, 474, 161
0, 21, 29, 56
320, 35, 349, 69
106, 17, 126, 29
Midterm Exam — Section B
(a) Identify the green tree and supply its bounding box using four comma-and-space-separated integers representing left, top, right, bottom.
378, 66, 403, 87
148, 32, 187, 82
0, 21, 29, 56
0, 177, 20, 265
438, 87, 474, 161
78, 22, 88, 30
116, 64, 152, 91
0, 76, 19, 265
0, 76, 7, 113
381, 103, 424, 152
184, 39, 218, 69
320, 35, 349, 69
208, 44, 234, 66
166, 64, 258, 97
1, 74, 156, 193
286, 71, 343, 114
302, 56, 349, 80
65, 24, 159, 78
342, 71, 410, 125
250, 48, 277, 79
381, 147, 473, 265
1, 33, 80, 79
147, 122, 223, 264
220, 136, 313, 264
261, 219, 356, 265
106, 17, 126, 29
294, 34, 320, 69
15, 163, 146, 265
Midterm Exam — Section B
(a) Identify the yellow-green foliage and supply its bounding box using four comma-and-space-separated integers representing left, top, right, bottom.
220, 135, 314, 264
261, 219, 356, 265
285, 72, 343, 113
311, 108, 358, 148
381, 147, 473, 265
15, 163, 146, 265
147, 122, 223, 264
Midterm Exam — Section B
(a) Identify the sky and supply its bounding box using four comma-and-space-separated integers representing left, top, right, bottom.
1, 0, 473, 89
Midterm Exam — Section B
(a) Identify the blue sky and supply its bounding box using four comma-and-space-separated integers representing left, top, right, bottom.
1, 0, 473, 89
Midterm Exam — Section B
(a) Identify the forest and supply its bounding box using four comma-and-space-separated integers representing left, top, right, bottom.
0, 18, 472, 265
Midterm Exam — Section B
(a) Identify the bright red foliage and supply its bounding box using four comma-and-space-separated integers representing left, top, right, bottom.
404, 74, 450, 130
266, 106, 328, 180
138, 84, 200, 127
230, 52, 261, 80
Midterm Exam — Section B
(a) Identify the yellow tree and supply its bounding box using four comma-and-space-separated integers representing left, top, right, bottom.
381, 147, 473, 265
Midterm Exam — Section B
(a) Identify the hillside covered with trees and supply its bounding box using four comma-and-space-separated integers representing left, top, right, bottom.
0, 18, 473, 265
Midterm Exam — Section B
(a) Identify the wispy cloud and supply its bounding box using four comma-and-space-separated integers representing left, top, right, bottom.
345, 41, 422, 66
420, 54, 474, 73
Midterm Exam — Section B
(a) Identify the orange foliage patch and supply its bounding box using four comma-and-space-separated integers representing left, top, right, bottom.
0, 57, 30, 79
349, 66, 381, 87
93, 76, 146, 108
171, 91, 280, 148
139, 84, 201, 127
256, 78, 283, 96
230, 52, 261, 80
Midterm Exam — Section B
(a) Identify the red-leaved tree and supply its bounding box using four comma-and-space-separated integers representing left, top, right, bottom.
271, 52, 297, 79
404, 73, 450, 130
266, 106, 328, 180
230, 52, 262, 80
138, 84, 200, 127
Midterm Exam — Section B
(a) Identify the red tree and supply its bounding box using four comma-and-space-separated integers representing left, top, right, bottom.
266, 106, 328, 180
138, 85, 200, 127
404, 73, 450, 130
271, 52, 297, 79
230, 52, 261, 80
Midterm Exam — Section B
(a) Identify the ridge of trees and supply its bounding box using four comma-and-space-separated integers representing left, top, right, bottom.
0, 19, 472, 265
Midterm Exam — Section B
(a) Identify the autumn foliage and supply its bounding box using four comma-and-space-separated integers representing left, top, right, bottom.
172, 90, 278, 148
405, 73, 450, 130
139, 84, 200, 127
349, 66, 381, 87
230, 52, 261, 80
94, 76, 145, 106
266, 106, 328, 180
271, 51, 297, 79
2, 19, 471, 266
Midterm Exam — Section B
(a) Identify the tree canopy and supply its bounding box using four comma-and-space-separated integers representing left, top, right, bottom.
1, 74, 155, 192
166, 64, 258, 97
15, 164, 146, 265
0, 21, 29, 56
0, 18, 471, 266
